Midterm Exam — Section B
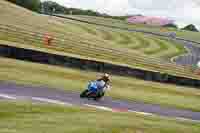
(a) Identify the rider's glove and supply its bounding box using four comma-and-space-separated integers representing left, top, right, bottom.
106, 85, 111, 91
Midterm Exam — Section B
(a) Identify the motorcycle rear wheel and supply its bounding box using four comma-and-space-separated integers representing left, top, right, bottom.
80, 89, 89, 98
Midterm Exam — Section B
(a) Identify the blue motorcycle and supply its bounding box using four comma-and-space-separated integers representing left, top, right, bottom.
80, 81, 107, 100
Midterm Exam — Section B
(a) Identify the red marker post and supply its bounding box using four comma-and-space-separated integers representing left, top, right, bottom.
43, 33, 53, 46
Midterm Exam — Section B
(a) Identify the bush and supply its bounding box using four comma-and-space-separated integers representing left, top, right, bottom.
7, 0, 41, 12
163, 23, 178, 29
182, 24, 199, 32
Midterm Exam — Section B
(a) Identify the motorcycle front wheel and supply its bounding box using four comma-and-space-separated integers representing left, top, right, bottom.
93, 91, 105, 101
80, 89, 89, 98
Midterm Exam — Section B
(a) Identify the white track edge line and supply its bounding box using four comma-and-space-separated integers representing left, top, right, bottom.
84, 104, 113, 112
84, 104, 200, 123
32, 97, 72, 106
0, 93, 17, 100
175, 117, 200, 123
128, 110, 154, 116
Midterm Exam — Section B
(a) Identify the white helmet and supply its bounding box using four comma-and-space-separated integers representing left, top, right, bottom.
103, 73, 110, 80
197, 61, 200, 68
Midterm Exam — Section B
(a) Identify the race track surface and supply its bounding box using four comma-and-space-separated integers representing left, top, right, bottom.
0, 82, 200, 122
173, 40, 200, 66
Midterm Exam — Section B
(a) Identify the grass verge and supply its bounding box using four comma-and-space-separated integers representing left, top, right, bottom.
0, 101, 200, 133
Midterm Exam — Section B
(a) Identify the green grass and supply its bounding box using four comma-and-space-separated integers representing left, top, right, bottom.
0, 0, 195, 80
143, 38, 168, 55
0, 101, 200, 133
54, 15, 184, 59
147, 38, 186, 59
0, 36, 195, 80
67, 15, 200, 42
56, 15, 187, 60
1, 57, 200, 112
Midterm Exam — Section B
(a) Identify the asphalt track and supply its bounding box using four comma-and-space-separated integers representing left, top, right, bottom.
173, 40, 200, 66
0, 82, 200, 122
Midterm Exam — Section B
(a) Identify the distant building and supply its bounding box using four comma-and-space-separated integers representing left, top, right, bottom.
127, 15, 174, 26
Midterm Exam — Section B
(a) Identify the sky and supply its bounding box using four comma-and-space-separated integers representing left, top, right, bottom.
42, 0, 200, 29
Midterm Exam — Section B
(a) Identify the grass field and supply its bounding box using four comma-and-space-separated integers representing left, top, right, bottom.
0, 101, 200, 133
66, 15, 200, 42
54, 17, 185, 59
1, 0, 198, 80
0, 0, 183, 60
1, 57, 200, 112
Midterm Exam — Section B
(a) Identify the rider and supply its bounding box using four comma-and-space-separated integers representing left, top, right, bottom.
95, 73, 111, 97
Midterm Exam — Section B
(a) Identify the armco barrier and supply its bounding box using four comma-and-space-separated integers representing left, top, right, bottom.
0, 44, 200, 88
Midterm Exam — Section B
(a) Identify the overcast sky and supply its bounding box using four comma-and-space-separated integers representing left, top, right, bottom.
42, 0, 200, 28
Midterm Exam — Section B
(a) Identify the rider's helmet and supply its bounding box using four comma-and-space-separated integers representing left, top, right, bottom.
102, 73, 110, 82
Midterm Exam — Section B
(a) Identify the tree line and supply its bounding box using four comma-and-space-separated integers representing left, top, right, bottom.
6, 0, 199, 32
40, 1, 128, 20
6, 0, 128, 20
7, 0, 41, 12
41, 1, 101, 16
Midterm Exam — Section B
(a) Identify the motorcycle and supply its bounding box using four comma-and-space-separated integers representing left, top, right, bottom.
80, 80, 110, 100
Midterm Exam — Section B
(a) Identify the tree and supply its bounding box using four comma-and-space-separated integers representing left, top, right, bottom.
41, 1, 65, 14
182, 24, 199, 32
163, 23, 178, 29
7, 0, 16, 3
40, 1, 129, 20
7, 0, 41, 12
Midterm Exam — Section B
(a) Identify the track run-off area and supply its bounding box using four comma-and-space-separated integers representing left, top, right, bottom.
0, 82, 200, 122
